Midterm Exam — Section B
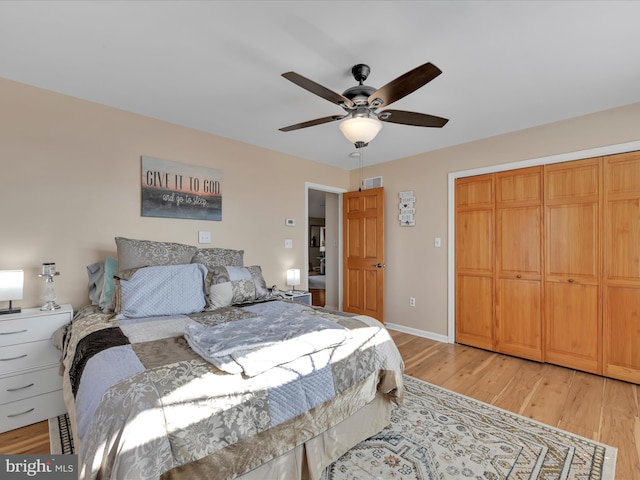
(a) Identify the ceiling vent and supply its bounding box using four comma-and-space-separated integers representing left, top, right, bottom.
362, 176, 383, 190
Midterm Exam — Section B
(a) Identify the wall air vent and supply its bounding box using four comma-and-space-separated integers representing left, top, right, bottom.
362, 176, 383, 190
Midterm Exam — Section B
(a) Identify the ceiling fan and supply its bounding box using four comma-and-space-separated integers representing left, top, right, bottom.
279, 62, 449, 147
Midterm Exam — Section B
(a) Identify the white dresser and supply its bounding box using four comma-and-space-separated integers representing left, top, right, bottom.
0, 304, 72, 433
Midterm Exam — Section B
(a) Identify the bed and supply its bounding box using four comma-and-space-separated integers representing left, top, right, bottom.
61, 237, 404, 480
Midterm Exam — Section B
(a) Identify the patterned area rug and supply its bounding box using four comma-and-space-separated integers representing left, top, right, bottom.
50, 375, 617, 479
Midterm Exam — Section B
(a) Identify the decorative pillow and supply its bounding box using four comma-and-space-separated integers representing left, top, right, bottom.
246, 265, 269, 299
207, 265, 268, 309
99, 256, 118, 311
191, 247, 244, 269
86, 261, 105, 305
115, 237, 197, 270
114, 263, 207, 319
207, 266, 255, 310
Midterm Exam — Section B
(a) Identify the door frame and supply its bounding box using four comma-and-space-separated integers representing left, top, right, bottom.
305, 182, 347, 310
447, 140, 640, 343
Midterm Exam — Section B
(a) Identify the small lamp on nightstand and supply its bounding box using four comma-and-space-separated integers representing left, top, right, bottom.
0, 270, 24, 315
286, 268, 301, 294
39, 262, 61, 311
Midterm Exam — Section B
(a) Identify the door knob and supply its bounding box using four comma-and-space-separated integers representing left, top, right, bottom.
373, 263, 386, 268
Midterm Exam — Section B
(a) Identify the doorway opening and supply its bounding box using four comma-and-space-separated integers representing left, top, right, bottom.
306, 183, 346, 311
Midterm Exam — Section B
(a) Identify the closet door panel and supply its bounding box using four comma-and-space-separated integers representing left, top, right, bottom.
456, 210, 493, 273
546, 160, 600, 201
496, 205, 541, 277
455, 174, 494, 350
604, 151, 640, 383
545, 282, 600, 373
495, 167, 543, 361
544, 158, 602, 375
496, 278, 542, 361
456, 275, 493, 350
546, 203, 599, 281
604, 285, 640, 383
605, 199, 640, 282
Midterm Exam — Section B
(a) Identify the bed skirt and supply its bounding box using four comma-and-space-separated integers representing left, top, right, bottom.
238, 391, 391, 480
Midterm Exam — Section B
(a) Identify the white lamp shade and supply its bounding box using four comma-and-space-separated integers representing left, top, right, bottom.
0, 270, 24, 301
339, 117, 383, 145
286, 268, 301, 288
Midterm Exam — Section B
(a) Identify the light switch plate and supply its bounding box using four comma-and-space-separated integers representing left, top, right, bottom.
198, 231, 212, 244
285, 218, 296, 226
285, 239, 293, 248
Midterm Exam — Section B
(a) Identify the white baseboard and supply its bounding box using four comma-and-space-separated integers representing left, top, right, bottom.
384, 322, 450, 344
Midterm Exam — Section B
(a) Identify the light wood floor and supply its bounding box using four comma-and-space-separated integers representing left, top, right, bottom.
1, 331, 638, 478
390, 331, 639, 480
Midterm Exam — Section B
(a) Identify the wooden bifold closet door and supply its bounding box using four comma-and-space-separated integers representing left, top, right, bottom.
455, 174, 495, 351
603, 151, 640, 384
456, 151, 640, 384
495, 167, 543, 362
544, 158, 602, 375
454, 167, 543, 360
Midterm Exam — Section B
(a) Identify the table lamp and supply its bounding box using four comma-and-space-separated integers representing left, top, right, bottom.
0, 270, 24, 315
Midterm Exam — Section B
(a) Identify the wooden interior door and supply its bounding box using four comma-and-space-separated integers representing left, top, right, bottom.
495, 167, 543, 361
544, 157, 602, 374
455, 174, 495, 350
343, 187, 385, 322
603, 151, 640, 383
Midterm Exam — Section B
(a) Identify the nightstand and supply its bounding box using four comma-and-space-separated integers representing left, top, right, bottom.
0, 304, 73, 433
285, 291, 312, 305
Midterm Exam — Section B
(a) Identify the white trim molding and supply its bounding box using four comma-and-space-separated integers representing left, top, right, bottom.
385, 322, 450, 344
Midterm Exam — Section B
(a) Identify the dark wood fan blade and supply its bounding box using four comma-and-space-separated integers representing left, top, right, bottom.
282, 72, 355, 108
378, 109, 449, 128
279, 114, 346, 132
368, 62, 442, 108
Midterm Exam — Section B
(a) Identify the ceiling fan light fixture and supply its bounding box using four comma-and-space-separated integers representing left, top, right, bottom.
339, 116, 382, 148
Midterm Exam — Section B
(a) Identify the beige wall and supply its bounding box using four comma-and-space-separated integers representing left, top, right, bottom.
0, 78, 350, 310
352, 102, 640, 338
3, 75, 640, 340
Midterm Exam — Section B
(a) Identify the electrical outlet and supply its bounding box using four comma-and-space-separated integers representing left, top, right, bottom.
284, 239, 293, 248
198, 231, 211, 244
409, 297, 416, 307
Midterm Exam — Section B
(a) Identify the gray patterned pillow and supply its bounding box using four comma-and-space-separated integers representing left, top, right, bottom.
116, 237, 197, 270
191, 247, 244, 269
246, 265, 269, 299
207, 266, 256, 310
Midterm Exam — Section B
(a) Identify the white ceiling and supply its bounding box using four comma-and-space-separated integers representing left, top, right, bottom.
2, 1, 640, 170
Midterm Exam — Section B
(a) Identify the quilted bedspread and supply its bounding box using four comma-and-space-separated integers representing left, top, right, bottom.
60, 300, 404, 480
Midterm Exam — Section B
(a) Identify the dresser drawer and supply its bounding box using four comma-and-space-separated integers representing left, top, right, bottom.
0, 339, 61, 375
0, 308, 71, 347
0, 389, 66, 433
0, 365, 62, 405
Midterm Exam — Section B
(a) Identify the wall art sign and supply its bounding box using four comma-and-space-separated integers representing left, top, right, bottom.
141, 156, 222, 221
399, 190, 416, 226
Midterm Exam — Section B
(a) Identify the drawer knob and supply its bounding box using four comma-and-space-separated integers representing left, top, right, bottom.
6, 383, 34, 392
7, 407, 35, 418
0, 329, 28, 335
0, 354, 28, 362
